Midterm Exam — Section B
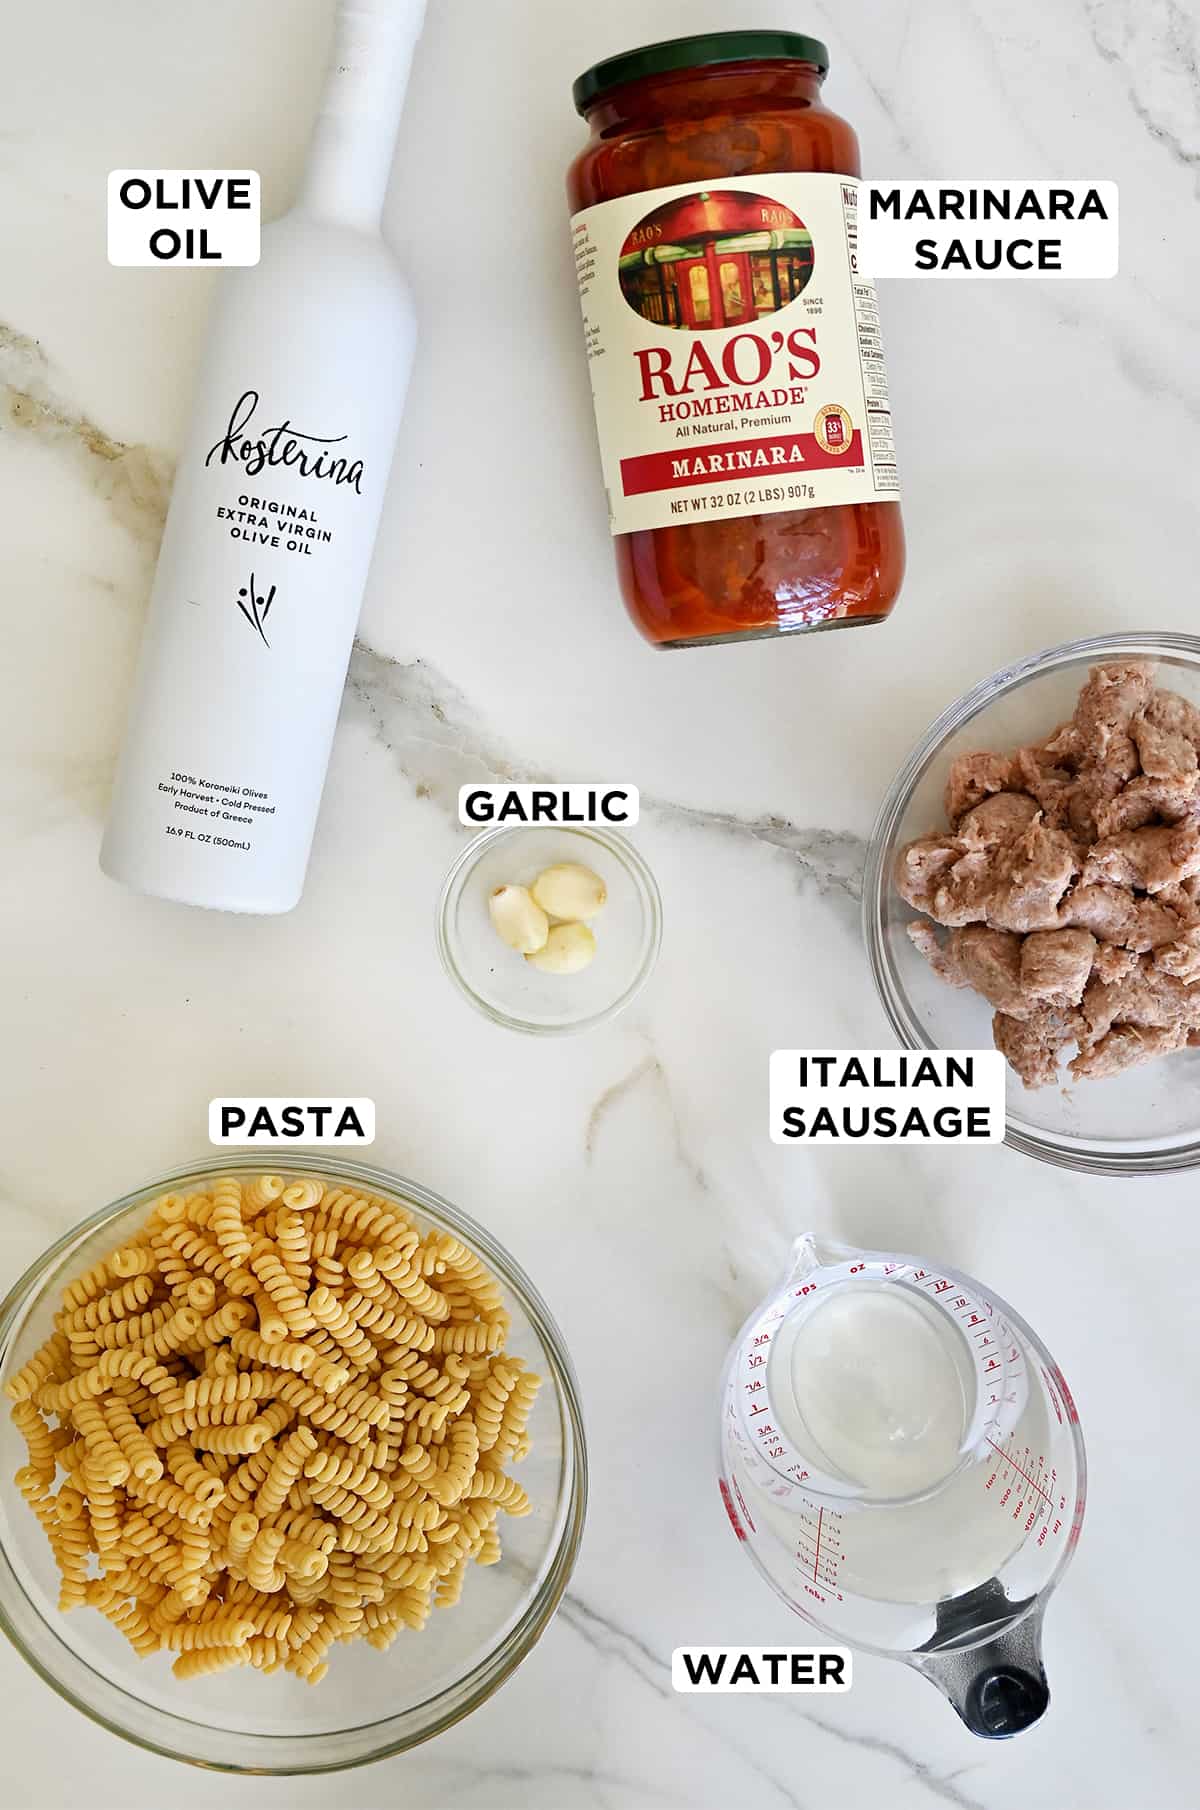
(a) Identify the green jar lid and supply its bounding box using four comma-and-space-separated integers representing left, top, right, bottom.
573, 30, 830, 115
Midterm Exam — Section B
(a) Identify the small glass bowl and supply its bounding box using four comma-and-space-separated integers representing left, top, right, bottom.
863, 632, 1200, 1175
437, 825, 662, 1035
0, 1155, 587, 1773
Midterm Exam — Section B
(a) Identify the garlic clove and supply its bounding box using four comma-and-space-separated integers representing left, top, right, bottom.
488, 885, 550, 954
525, 921, 597, 975
531, 862, 607, 923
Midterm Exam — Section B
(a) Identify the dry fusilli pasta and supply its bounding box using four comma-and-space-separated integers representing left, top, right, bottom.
7, 1174, 540, 1686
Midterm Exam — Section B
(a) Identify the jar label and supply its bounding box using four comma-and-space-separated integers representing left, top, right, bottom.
571, 175, 900, 535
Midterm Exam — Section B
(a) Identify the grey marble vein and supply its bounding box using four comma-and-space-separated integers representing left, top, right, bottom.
803, 0, 922, 161
788, 1704, 989, 1810
346, 640, 867, 901
0, 325, 868, 897
413, 1760, 682, 1810
583, 1051, 710, 1196
585, 1055, 661, 1161
659, 804, 866, 902
557, 1593, 808, 1810
1085, 0, 1200, 174
559, 1588, 989, 1810
0, 318, 871, 903
0, 322, 171, 547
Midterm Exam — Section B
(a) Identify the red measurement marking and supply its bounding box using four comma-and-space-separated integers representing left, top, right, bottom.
986, 1439, 1053, 1506
733, 1475, 758, 1536
813, 1506, 824, 1581
1041, 1365, 1069, 1425
718, 1478, 747, 1541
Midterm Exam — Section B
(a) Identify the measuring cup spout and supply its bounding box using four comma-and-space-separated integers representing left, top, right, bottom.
911, 1584, 1050, 1739
783, 1233, 845, 1287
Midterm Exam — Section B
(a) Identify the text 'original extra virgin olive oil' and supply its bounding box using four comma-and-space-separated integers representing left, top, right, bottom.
101, 0, 427, 913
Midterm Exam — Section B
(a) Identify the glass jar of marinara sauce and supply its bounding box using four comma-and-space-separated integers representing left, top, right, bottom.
568, 32, 905, 650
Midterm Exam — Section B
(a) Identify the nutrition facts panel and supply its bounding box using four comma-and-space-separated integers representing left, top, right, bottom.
841, 182, 900, 494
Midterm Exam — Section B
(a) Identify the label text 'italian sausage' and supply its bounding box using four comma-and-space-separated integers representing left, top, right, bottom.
769, 1051, 1006, 1145
209, 1099, 375, 1146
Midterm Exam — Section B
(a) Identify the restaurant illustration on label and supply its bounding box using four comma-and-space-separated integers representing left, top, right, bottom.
572, 172, 899, 537
618, 189, 815, 332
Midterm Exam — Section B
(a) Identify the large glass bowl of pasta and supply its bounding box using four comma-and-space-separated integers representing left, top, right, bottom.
0, 1155, 587, 1772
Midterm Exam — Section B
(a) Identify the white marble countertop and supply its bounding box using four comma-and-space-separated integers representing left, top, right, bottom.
3, 0, 1199, 1805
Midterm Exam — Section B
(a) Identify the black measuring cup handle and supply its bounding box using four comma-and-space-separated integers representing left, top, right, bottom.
912, 1591, 1051, 1739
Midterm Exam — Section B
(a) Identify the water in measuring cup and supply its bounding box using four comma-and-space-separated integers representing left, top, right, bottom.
749, 1279, 1050, 1609
770, 1282, 973, 1499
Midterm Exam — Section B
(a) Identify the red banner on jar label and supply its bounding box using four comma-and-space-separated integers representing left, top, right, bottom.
620, 428, 864, 498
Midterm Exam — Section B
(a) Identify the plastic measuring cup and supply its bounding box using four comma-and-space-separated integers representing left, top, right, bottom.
719, 1236, 1086, 1737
